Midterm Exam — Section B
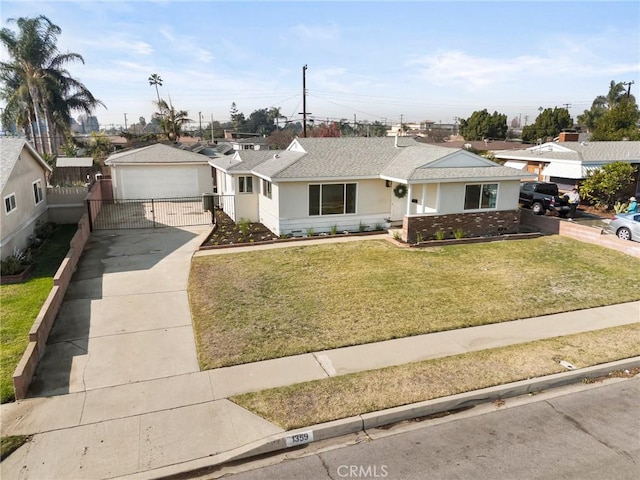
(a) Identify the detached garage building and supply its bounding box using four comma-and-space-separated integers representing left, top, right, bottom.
105, 143, 213, 199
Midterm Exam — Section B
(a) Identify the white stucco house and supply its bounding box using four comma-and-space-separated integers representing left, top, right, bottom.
209, 137, 534, 242
494, 135, 640, 192
1, 138, 52, 260
104, 143, 212, 199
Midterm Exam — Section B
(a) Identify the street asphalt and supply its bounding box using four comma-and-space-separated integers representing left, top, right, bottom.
1, 227, 638, 479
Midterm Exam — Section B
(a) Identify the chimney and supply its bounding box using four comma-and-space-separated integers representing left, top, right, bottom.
558, 132, 579, 142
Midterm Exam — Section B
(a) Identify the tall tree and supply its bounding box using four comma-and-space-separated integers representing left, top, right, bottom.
148, 73, 162, 104
521, 107, 572, 143
0, 15, 103, 155
578, 80, 636, 132
590, 99, 640, 141
267, 107, 287, 129
156, 99, 191, 142
459, 109, 507, 141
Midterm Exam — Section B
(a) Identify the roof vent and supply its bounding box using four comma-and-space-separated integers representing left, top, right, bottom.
273, 154, 280, 159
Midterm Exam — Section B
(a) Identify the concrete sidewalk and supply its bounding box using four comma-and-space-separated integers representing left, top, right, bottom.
2, 301, 638, 479
1, 225, 639, 479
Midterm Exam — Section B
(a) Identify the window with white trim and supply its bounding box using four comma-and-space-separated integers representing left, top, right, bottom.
309, 183, 357, 216
262, 179, 272, 199
4, 193, 17, 214
238, 176, 253, 193
33, 179, 44, 205
464, 183, 498, 210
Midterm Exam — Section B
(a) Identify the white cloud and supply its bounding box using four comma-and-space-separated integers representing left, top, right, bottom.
407, 48, 640, 91
289, 23, 340, 43
157, 25, 213, 63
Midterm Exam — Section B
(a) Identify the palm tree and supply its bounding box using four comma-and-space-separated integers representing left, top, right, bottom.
0, 15, 103, 155
268, 107, 287, 129
156, 99, 191, 142
148, 73, 163, 104
592, 80, 633, 110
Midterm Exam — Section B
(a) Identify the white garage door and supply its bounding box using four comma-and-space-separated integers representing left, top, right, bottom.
119, 166, 200, 199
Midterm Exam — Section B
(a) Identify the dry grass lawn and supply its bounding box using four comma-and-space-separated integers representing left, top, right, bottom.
232, 324, 640, 429
189, 236, 640, 369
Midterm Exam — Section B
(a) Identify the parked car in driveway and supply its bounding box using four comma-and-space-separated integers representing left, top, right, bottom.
519, 182, 570, 216
607, 213, 640, 242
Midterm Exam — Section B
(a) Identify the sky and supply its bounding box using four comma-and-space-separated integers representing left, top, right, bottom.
1, 0, 639, 131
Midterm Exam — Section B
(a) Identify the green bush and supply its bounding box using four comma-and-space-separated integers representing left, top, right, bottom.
238, 218, 250, 236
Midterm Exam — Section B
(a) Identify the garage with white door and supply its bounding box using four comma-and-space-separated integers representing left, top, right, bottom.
105, 143, 213, 199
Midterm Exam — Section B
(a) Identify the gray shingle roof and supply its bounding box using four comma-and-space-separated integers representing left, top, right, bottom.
208, 149, 289, 174
104, 143, 210, 165
209, 137, 529, 183
1, 137, 52, 192
409, 166, 532, 181
495, 141, 640, 163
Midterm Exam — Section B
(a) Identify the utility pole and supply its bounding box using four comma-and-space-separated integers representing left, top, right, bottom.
623, 81, 635, 98
211, 114, 214, 142
199, 112, 203, 140
400, 114, 403, 135
562, 103, 571, 110
124, 113, 128, 132
353, 114, 357, 134
299, 65, 309, 137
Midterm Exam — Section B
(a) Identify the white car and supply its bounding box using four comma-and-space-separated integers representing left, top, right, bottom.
608, 213, 640, 242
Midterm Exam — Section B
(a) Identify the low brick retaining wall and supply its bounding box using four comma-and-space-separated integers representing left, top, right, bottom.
402, 210, 521, 244
12, 180, 107, 400
520, 209, 640, 258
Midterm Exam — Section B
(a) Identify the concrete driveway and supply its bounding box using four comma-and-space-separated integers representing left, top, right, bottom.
28, 225, 211, 396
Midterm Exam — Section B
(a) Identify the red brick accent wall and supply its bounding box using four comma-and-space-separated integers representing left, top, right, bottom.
402, 210, 521, 243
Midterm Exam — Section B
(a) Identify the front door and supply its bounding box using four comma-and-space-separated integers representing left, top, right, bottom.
390, 183, 406, 221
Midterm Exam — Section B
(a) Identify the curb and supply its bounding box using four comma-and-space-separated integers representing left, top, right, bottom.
122, 357, 639, 480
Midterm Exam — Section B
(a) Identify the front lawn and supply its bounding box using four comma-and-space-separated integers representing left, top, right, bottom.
0, 224, 77, 403
189, 236, 640, 370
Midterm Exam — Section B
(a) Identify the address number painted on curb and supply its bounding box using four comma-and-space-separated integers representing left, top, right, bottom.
285, 430, 314, 447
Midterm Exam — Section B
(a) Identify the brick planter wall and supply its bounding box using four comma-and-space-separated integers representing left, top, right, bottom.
12, 182, 98, 400
402, 210, 521, 243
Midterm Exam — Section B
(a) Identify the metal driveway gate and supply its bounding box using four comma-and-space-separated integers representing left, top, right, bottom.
87, 197, 214, 230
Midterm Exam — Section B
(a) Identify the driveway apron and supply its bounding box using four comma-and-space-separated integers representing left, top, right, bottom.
28, 226, 211, 396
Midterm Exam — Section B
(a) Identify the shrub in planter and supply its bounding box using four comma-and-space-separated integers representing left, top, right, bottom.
1, 248, 31, 276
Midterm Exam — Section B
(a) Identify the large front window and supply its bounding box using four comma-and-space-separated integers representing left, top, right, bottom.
309, 183, 357, 216
464, 183, 498, 210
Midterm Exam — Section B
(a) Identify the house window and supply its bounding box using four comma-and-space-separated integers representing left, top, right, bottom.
238, 176, 253, 193
4, 193, 17, 214
464, 183, 498, 210
33, 180, 44, 205
309, 183, 357, 216
262, 179, 272, 199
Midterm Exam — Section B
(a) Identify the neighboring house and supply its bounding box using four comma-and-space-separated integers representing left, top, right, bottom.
104, 143, 213, 199
494, 133, 640, 192
209, 137, 534, 242
1, 138, 52, 260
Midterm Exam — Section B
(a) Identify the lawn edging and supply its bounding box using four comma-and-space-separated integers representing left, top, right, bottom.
409, 232, 542, 248
199, 228, 386, 250
126, 358, 639, 480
